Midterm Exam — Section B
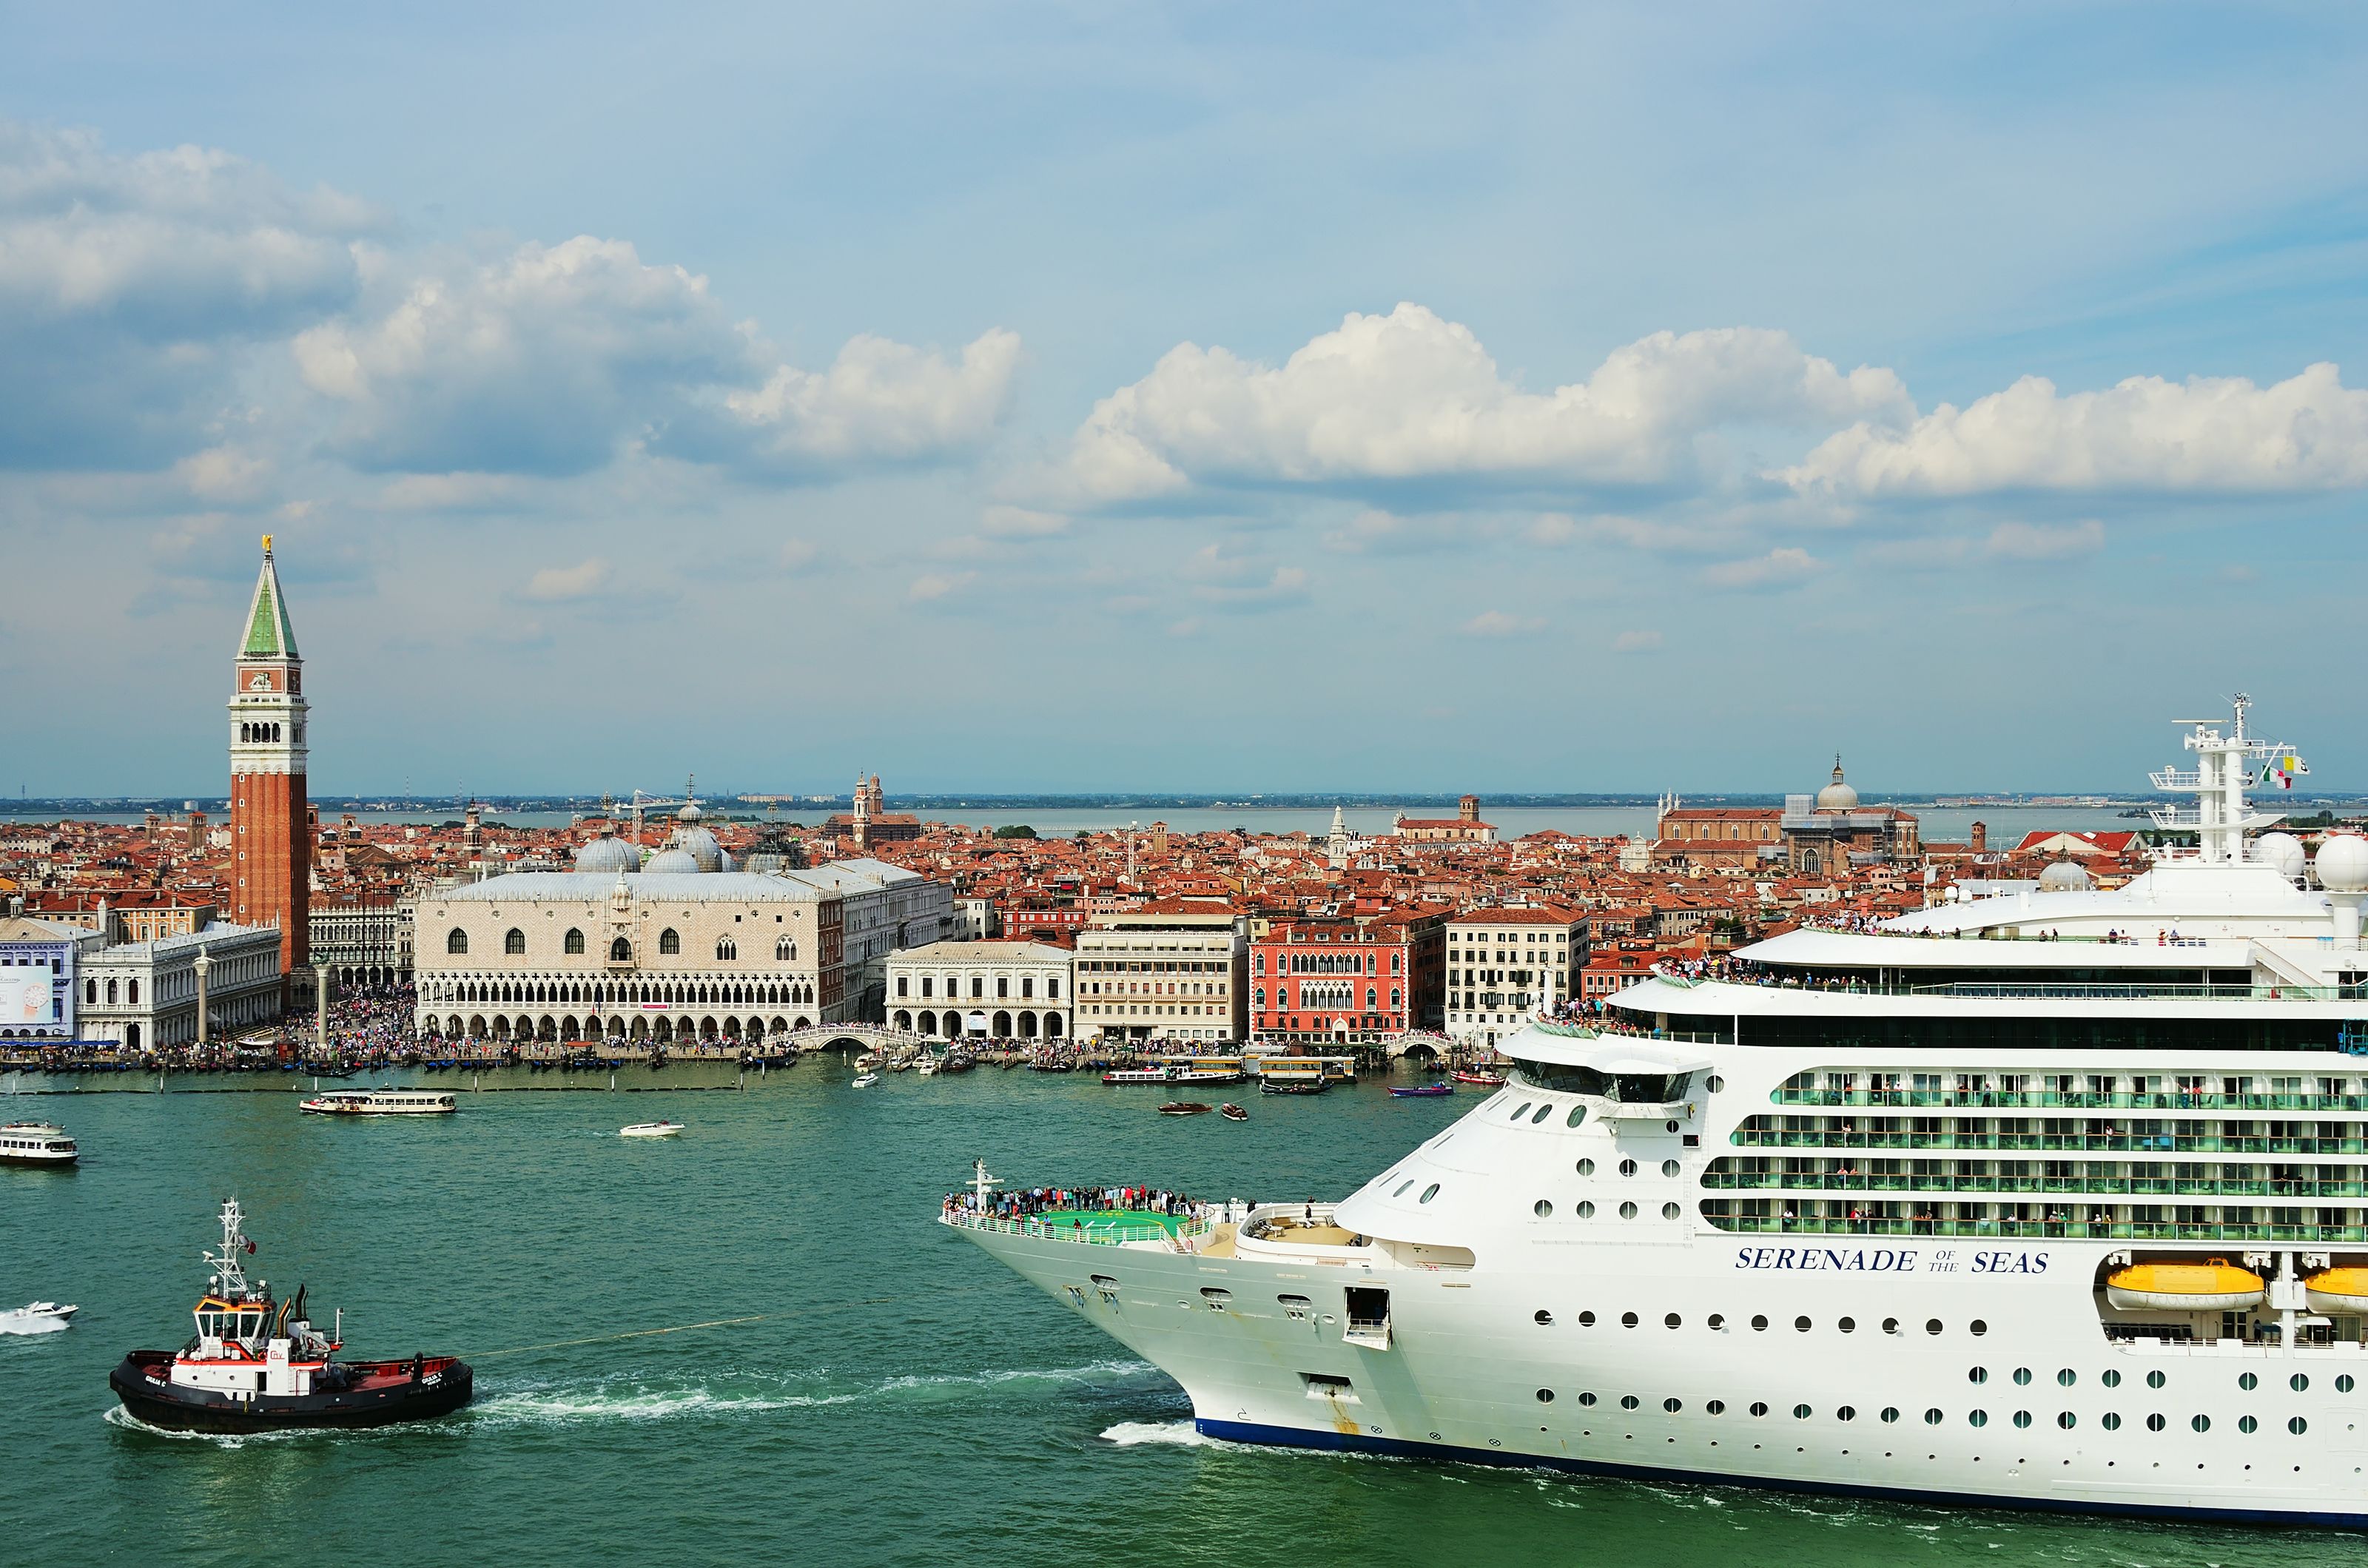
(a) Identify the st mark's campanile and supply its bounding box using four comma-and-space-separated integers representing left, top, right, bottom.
228, 535, 310, 980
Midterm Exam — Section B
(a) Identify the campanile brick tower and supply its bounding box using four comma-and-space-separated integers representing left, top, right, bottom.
229, 535, 309, 980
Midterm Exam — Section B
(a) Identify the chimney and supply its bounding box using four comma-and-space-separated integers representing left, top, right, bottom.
1971, 820, 1987, 855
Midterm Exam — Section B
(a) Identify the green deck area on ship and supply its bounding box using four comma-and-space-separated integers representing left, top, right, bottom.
1026, 1208, 1194, 1232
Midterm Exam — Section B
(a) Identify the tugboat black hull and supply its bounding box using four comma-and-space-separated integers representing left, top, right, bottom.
109, 1353, 473, 1433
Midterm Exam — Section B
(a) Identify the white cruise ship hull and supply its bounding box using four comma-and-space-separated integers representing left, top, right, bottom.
954, 1217, 2368, 1524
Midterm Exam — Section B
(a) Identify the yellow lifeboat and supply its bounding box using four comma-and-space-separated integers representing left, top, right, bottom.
2105, 1258, 2264, 1312
2304, 1267, 2368, 1316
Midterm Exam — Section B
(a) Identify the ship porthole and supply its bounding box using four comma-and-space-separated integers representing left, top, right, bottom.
1665, 1397, 1684, 1413
1578, 1310, 1596, 1326
1837, 1405, 1855, 1422
1419, 1184, 1440, 1204
2013, 1410, 2034, 1429
2102, 1370, 2122, 1387
1923, 1408, 1942, 1425
1706, 1313, 1724, 1330
1618, 1159, 1638, 1177
1578, 1392, 1597, 1407
1794, 1316, 1812, 1333
2058, 1412, 2076, 1430
2057, 1369, 2076, 1387
1749, 1402, 1769, 1417
1618, 1202, 1638, 1219
2238, 1414, 2257, 1433
1968, 1410, 1988, 1427
1536, 1389, 1555, 1404
2239, 1372, 2258, 1390
1621, 1395, 1640, 1410
2192, 1414, 2210, 1433
1535, 1309, 1554, 1326
2337, 1375, 2355, 1393
1661, 1202, 1681, 1219
1576, 1158, 1595, 1176
1925, 1319, 1943, 1336
2013, 1367, 2032, 1385
2292, 1373, 2311, 1393
1706, 1399, 1725, 1415
1577, 1200, 1596, 1219
2290, 1416, 2309, 1435
1621, 1311, 1639, 1328
1534, 1199, 1553, 1218
1970, 1367, 1988, 1384
1664, 1312, 1681, 1329
1837, 1316, 1856, 1333
2102, 1413, 2122, 1430
1880, 1407, 1900, 1423
1752, 1315, 1769, 1331
1882, 1317, 1900, 1335
2146, 1413, 2166, 1432
2147, 1370, 2166, 1390
1661, 1159, 1681, 1178
1970, 1319, 1988, 1336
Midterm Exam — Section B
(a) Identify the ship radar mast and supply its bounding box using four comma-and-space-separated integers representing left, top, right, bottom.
2148, 694, 2298, 865
204, 1197, 255, 1299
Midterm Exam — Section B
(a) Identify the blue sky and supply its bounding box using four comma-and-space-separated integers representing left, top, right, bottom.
3, 2, 2365, 797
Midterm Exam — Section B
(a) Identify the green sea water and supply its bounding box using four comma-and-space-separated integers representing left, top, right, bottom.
7, 1063, 2363, 1568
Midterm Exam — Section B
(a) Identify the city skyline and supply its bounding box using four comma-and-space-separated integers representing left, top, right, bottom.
4, 4, 2366, 794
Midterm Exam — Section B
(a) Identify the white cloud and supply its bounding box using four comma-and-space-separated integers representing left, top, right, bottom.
173, 445, 273, 502
908, 571, 972, 602
1780, 364, 2368, 498
522, 557, 613, 602
1613, 629, 1664, 653
1054, 303, 1910, 502
1462, 609, 1541, 637
0, 118, 374, 469
1703, 546, 1821, 590
714, 329, 1020, 474
1181, 545, 1311, 610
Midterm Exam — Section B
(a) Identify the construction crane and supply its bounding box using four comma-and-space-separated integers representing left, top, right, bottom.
626, 775, 702, 846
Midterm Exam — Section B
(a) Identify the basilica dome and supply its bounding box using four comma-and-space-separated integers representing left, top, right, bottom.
2038, 859, 2093, 892
1815, 756, 1860, 811
573, 833, 637, 874
645, 847, 702, 875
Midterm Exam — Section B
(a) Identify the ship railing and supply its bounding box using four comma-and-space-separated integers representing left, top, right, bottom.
1772, 1089, 2368, 1113
1702, 1213, 2368, 1243
941, 1211, 1211, 1248
1702, 1171, 2368, 1199
1729, 1129, 2368, 1155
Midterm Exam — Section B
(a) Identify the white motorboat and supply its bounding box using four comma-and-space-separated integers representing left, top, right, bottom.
620, 1120, 683, 1138
0, 1120, 78, 1164
851, 1071, 881, 1088
299, 1088, 457, 1117
916, 1057, 939, 1077
1, 1299, 78, 1333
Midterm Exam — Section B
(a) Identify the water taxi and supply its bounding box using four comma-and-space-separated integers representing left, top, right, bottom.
621, 1120, 684, 1138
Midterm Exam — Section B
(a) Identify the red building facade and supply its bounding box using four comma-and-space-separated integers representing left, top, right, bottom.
228, 536, 310, 980
1251, 910, 1447, 1045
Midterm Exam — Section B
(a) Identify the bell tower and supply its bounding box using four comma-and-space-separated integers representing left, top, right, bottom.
228, 535, 310, 980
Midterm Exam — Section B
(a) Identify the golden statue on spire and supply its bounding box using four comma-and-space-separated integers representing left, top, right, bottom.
263, 533, 275, 556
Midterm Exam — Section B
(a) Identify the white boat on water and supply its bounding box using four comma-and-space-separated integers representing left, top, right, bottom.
852, 1071, 881, 1089
298, 1089, 457, 1117
620, 1121, 682, 1138
917, 1058, 939, 1077
1, 1300, 77, 1333
0, 1120, 78, 1164
949, 697, 2368, 1529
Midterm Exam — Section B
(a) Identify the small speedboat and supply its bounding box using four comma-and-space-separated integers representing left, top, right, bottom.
1158, 1101, 1213, 1116
1219, 1103, 1248, 1122
1, 1300, 77, 1333
852, 1071, 881, 1088
1391, 1083, 1454, 1098
620, 1121, 682, 1138
1450, 1070, 1504, 1086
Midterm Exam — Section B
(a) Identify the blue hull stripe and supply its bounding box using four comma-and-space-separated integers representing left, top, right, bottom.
1191, 1418, 2368, 1530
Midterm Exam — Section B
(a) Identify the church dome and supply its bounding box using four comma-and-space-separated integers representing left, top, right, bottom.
677, 802, 702, 824
645, 847, 702, 875
1815, 756, 1860, 811
2038, 859, 2092, 892
573, 834, 638, 874
673, 825, 725, 872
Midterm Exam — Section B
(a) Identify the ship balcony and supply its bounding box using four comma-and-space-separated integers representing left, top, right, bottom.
1772, 1088, 2368, 1114
1702, 1171, 2368, 1199
1730, 1128, 2368, 1155
1700, 1208, 2368, 1245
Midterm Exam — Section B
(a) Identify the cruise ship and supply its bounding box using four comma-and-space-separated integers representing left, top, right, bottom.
946, 699, 2368, 1525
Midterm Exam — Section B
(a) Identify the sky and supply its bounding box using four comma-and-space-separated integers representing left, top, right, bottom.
3, 1, 2366, 799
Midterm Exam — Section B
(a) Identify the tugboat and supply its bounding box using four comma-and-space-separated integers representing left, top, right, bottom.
108, 1198, 473, 1434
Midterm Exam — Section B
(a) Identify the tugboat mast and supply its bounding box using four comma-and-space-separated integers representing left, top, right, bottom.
204, 1198, 256, 1300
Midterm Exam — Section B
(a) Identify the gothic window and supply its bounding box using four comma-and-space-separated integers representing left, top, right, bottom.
505, 928, 525, 955
716, 937, 738, 961
1391, 987, 1402, 1009
1366, 986, 1376, 1009
776, 936, 796, 961
564, 928, 585, 955
610, 938, 632, 962
1254, 987, 1265, 1009
659, 929, 681, 955
447, 929, 469, 955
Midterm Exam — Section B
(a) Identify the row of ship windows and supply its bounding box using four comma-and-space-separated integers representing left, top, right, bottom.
1536, 1308, 1985, 1336
1527, 1393, 2313, 1435
1732, 1117, 2368, 1154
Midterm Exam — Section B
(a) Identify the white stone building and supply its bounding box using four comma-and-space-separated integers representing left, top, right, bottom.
412, 854, 951, 1045
0, 915, 104, 1042
887, 940, 1071, 1040
1074, 900, 1247, 1045
1443, 904, 1589, 1051
78, 923, 286, 1051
